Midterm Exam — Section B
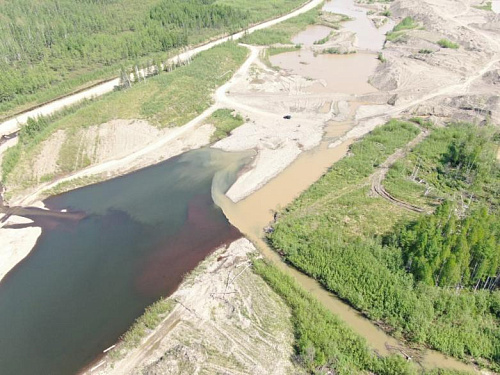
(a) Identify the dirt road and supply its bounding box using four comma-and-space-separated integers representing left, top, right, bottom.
0, 0, 323, 138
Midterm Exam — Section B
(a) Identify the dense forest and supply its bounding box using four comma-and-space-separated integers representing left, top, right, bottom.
0, 0, 250, 114
269, 121, 500, 369
394, 202, 499, 288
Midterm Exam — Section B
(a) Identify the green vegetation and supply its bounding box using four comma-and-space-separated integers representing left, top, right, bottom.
253, 260, 418, 374
207, 109, 244, 142
419, 49, 434, 54
313, 32, 334, 45
254, 260, 472, 374
322, 48, 356, 54
378, 52, 387, 62
386, 17, 418, 42
2, 43, 248, 190
393, 202, 500, 288
268, 121, 500, 369
437, 39, 460, 49
240, 8, 349, 46
240, 6, 321, 45
260, 46, 302, 69
393, 17, 418, 32
112, 298, 175, 357
0, 0, 307, 118
382, 9, 392, 17
473, 2, 493, 11
384, 124, 499, 209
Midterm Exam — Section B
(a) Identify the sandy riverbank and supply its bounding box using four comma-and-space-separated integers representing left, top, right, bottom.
0, 215, 41, 282
89, 238, 301, 375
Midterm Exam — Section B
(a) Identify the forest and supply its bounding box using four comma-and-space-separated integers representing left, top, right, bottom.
0, 0, 305, 117
268, 121, 500, 370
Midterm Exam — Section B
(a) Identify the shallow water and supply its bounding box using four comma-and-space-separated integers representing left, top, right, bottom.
270, 50, 379, 94
323, 0, 394, 51
0, 148, 251, 375
292, 24, 333, 46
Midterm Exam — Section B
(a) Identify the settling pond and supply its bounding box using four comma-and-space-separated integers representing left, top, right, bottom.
0, 149, 251, 375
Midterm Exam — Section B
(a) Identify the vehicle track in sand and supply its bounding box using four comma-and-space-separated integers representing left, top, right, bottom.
369, 126, 429, 213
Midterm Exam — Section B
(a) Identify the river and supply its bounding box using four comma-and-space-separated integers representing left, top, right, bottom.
220, 0, 475, 372
0, 0, 481, 373
0, 149, 251, 375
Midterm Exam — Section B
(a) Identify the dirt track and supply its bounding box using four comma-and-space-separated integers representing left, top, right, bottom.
0, 0, 323, 138
369, 127, 430, 213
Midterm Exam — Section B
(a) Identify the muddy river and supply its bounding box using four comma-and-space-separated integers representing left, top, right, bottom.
0, 0, 481, 373
216, 125, 473, 373
221, 0, 474, 372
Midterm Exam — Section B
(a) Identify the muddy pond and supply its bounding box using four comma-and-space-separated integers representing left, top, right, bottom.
0, 149, 250, 375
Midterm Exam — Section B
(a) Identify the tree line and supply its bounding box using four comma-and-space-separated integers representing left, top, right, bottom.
269, 122, 500, 368
393, 202, 499, 289
0, 0, 249, 110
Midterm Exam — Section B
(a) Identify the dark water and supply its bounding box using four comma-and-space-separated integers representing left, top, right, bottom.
0, 148, 251, 375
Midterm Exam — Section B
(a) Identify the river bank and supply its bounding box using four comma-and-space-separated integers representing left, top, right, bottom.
90, 238, 301, 375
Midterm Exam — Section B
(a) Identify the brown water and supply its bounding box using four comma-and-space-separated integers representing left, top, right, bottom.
292, 25, 333, 46
270, 50, 379, 94
323, 0, 394, 51
215, 122, 475, 372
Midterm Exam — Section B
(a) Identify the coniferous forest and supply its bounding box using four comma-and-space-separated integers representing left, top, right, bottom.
0, 0, 302, 116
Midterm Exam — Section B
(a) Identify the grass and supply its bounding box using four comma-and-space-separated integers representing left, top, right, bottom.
110, 298, 175, 358
253, 259, 471, 374
384, 123, 499, 210
2, 42, 249, 196
386, 17, 418, 42
437, 39, 459, 49
240, 6, 322, 45
473, 1, 492, 11
393, 17, 418, 32
260, 46, 302, 69
322, 48, 356, 54
313, 31, 334, 45
206, 108, 245, 142
419, 49, 434, 54
240, 7, 350, 47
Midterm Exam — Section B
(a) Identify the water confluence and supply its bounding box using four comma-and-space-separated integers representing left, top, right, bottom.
0, 149, 251, 375
219, 0, 475, 372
